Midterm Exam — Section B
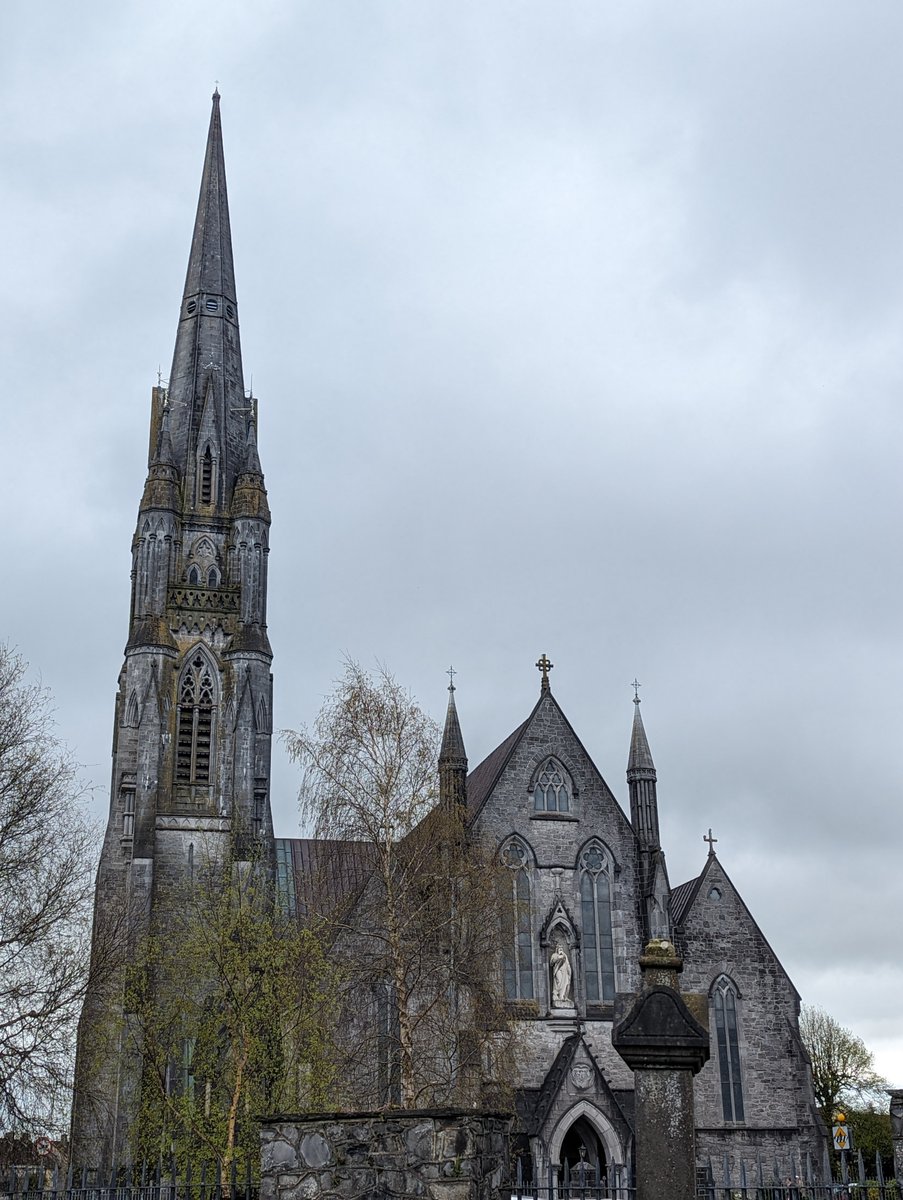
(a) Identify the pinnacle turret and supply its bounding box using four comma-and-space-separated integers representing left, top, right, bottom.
627, 689, 660, 850
628, 693, 656, 779
439, 671, 468, 811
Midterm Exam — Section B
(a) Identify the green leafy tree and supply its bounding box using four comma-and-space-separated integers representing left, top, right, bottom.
285, 660, 518, 1110
846, 1107, 893, 1176
127, 850, 338, 1171
799, 1005, 888, 1132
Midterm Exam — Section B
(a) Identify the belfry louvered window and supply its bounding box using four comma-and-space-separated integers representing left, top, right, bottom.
176, 654, 216, 785
533, 758, 570, 812
200, 447, 213, 505
502, 839, 534, 1000
713, 977, 745, 1122
580, 842, 616, 1002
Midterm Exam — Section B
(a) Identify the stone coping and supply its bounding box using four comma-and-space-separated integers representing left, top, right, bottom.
260, 1108, 511, 1124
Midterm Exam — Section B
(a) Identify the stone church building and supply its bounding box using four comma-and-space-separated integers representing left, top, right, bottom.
72, 94, 827, 1178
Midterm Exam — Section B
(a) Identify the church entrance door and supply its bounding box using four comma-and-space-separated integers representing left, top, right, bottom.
559, 1116, 607, 1191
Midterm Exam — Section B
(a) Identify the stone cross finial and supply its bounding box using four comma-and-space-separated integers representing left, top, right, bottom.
704, 828, 718, 855
536, 653, 554, 690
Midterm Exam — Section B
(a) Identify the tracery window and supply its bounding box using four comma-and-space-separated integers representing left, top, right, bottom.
502, 839, 534, 1000
532, 758, 571, 812
176, 653, 216, 785
580, 842, 615, 1003
712, 977, 745, 1122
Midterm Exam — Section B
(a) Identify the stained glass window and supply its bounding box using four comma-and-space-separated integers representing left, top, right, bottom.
580, 843, 615, 1002
502, 840, 534, 1000
713, 978, 745, 1122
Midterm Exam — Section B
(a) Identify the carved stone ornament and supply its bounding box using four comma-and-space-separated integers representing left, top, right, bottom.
570, 1063, 593, 1090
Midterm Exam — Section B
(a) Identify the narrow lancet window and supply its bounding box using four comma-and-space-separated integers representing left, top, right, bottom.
176, 653, 216, 785
502, 839, 534, 1000
200, 446, 213, 504
713, 977, 745, 1122
580, 842, 616, 1002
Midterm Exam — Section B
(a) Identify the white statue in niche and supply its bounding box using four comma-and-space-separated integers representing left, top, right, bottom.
550, 936, 573, 1007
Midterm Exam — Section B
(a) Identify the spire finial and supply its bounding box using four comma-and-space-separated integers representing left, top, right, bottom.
536, 653, 553, 691
631, 678, 642, 705
446, 665, 456, 693
704, 828, 718, 856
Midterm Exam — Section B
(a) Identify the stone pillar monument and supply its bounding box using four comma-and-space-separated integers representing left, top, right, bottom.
890, 1090, 903, 1184
612, 939, 709, 1200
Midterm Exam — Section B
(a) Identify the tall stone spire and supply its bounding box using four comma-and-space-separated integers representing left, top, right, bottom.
439, 669, 468, 812
165, 89, 248, 503
71, 94, 275, 1166
627, 688, 660, 849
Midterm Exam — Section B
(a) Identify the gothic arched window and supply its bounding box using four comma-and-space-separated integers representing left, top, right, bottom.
502, 839, 534, 1001
176, 653, 217, 785
712, 977, 745, 1122
532, 758, 571, 813
579, 842, 616, 1003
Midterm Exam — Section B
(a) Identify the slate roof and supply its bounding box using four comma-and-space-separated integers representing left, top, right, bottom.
465, 717, 530, 819
669, 875, 701, 926
277, 836, 370, 921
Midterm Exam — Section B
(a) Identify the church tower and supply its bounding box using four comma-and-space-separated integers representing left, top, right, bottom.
71, 92, 275, 1165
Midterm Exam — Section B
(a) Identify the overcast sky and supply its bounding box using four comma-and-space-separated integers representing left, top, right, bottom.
3, 2, 902, 1088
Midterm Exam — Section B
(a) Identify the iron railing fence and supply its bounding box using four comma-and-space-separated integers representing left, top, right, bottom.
0, 1162, 258, 1200
509, 1148, 902, 1200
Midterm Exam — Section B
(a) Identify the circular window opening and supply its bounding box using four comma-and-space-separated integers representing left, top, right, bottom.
226, 304, 235, 319
708, 886, 722, 902
186, 299, 197, 314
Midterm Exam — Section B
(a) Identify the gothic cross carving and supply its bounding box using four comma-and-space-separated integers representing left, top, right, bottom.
536, 653, 554, 690
704, 828, 718, 855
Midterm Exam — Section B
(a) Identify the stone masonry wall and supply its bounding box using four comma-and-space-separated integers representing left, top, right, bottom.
260, 1112, 511, 1200
676, 856, 827, 1170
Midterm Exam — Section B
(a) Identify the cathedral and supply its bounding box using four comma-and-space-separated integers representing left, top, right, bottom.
72, 94, 827, 1179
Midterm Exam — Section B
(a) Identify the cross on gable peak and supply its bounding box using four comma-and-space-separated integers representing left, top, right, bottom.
704, 828, 718, 855
536, 653, 554, 691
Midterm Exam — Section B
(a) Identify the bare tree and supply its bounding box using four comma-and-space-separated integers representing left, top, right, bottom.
799, 1004, 888, 1129
285, 660, 518, 1110
0, 644, 97, 1136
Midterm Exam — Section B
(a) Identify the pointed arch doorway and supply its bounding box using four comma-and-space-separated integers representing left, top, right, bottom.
559, 1116, 606, 1186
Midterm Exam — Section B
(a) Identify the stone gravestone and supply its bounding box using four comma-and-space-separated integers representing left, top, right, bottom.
612, 939, 709, 1200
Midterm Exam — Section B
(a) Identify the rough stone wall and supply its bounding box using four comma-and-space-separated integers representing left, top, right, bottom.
675, 856, 826, 1169
468, 691, 644, 1166
260, 1111, 511, 1200
471, 690, 646, 1019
